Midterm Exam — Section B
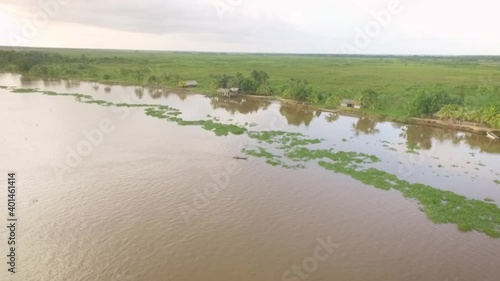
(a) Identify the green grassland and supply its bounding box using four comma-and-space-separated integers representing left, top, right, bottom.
1, 47, 499, 120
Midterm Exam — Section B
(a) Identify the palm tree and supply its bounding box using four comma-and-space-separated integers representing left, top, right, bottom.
455, 107, 470, 123
356, 93, 364, 108
468, 110, 481, 124
437, 105, 456, 122
490, 115, 500, 129
473, 108, 488, 124
308, 92, 319, 104
482, 106, 498, 125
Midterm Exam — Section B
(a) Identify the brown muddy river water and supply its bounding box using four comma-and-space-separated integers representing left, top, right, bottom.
1, 73, 500, 281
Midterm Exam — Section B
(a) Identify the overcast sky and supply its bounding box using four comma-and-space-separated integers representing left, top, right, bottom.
0, 0, 499, 55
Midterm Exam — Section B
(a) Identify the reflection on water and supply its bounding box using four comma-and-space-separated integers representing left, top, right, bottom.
148, 88, 170, 99
398, 126, 500, 153
279, 105, 315, 126
134, 87, 144, 99
464, 134, 500, 154
43, 78, 64, 88
352, 116, 380, 136
401, 125, 435, 150
19, 76, 83, 90
19, 75, 40, 87
325, 113, 340, 123
210, 96, 271, 115
1, 73, 499, 156
178, 92, 188, 101
64, 79, 81, 89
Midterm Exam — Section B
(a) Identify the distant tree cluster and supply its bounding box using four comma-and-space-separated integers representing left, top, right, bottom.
0, 50, 67, 73
282, 78, 312, 101
406, 91, 464, 117
209, 70, 271, 94
359, 89, 381, 110
0, 50, 138, 81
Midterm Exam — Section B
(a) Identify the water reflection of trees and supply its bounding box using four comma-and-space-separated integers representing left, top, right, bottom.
279, 106, 315, 126
464, 134, 500, 154
20, 76, 38, 87
178, 93, 188, 101
210, 96, 271, 115
134, 87, 144, 99
431, 129, 464, 145
64, 80, 80, 89
325, 113, 340, 123
131, 87, 189, 101
399, 126, 435, 150
352, 116, 380, 135
147, 88, 167, 100
397, 126, 500, 153
42, 78, 62, 88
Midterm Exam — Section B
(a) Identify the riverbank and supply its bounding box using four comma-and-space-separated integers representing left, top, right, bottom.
3, 70, 496, 136
1, 48, 499, 122
236, 93, 497, 136
410, 118, 499, 135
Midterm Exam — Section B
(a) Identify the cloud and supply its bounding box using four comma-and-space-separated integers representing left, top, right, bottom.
1, 0, 500, 54
1, 0, 307, 39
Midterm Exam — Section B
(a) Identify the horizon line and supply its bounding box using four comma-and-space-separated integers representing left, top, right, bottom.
1, 45, 500, 58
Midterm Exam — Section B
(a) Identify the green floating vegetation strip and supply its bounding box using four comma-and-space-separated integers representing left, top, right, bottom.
144, 107, 246, 136
0, 85, 8, 89
5, 87, 500, 238
243, 146, 305, 169
9, 87, 247, 137
247, 130, 322, 150
244, 129, 500, 238
320, 163, 500, 237
12, 88, 39, 93
243, 146, 280, 159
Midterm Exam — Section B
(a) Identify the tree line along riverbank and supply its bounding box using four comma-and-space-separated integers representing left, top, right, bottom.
0, 47, 499, 129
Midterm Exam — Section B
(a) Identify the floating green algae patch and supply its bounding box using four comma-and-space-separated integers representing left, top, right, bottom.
242, 146, 305, 169
144, 107, 171, 119
319, 163, 500, 237
7, 87, 246, 137
242, 130, 500, 238
5, 88, 500, 238
243, 147, 282, 166
179, 120, 247, 136
247, 131, 322, 150
244, 131, 322, 168
495, 180, 500, 185
12, 88, 39, 93
0, 86, 8, 89
144, 107, 247, 136
285, 147, 379, 164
